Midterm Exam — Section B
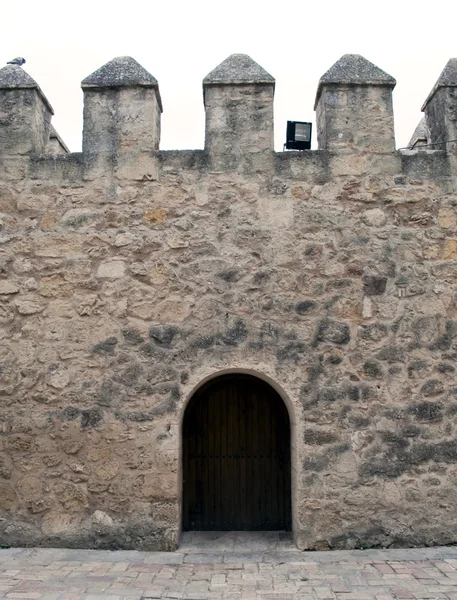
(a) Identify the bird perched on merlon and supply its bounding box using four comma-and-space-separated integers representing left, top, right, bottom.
7, 57, 26, 66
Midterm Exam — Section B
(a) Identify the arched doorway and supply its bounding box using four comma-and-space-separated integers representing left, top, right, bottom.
182, 374, 291, 531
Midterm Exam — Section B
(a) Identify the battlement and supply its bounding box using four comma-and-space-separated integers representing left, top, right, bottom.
1, 53, 457, 180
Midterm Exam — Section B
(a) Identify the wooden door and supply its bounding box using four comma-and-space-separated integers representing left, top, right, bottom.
183, 375, 291, 531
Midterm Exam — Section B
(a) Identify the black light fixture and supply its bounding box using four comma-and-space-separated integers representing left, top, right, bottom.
285, 121, 312, 150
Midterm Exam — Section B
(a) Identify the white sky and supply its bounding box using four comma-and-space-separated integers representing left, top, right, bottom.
2, 0, 457, 152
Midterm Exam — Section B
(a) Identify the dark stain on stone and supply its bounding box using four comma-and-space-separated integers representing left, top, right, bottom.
381, 406, 405, 420
81, 407, 103, 429
327, 354, 343, 365
408, 360, 428, 376
139, 342, 167, 360
217, 268, 240, 282
347, 386, 360, 401
359, 459, 405, 479
380, 431, 409, 450
421, 379, 444, 397
303, 454, 329, 472
317, 387, 344, 402
59, 406, 80, 421
438, 363, 455, 373
330, 526, 388, 550
363, 361, 383, 378
253, 270, 270, 285
428, 320, 457, 351
361, 385, 376, 400
304, 429, 339, 445
170, 385, 181, 401
308, 360, 324, 382
180, 371, 189, 384
98, 379, 123, 407
391, 317, 403, 334
92, 337, 118, 356
147, 366, 177, 385
261, 298, 274, 311
376, 345, 405, 363
153, 382, 176, 396
119, 411, 154, 422
217, 207, 231, 218
360, 439, 457, 480
295, 300, 317, 315
276, 342, 306, 363
149, 326, 179, 347
327, 442, 350, 456
190, 335, 215, 349
268, 180, 288, 195
429, 334, 453, 351
222, 320, 248, 346
346, 262, 364, 276
284, 331, 298, 340
122, 328, 144, 345
300, 385, 319, 410
358, 323, 388, 341
408, 401, 443, 422
304, 245, 322, 259
326, 279, 352, 291
115, 363, 144, 387
402, 425, 422, 437
362, 275, 387, 296
324, 295, 340, 310
315, 319, 350, 345
350, 415, 370, 428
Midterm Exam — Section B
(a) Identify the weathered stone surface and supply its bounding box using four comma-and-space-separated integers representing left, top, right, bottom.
317, 54, 396, 90
91, 510, 114, 535
0, 65, 54, 155
0, 281, 19, 294
204, 53, 275, 85
2, 53, 457, 554
96, 260, 125, 279
422, 57, 457, 108
362, 275, 388, 296
82, 56, 159, 89
408, 117, 429, 148
315, 54, 396, 153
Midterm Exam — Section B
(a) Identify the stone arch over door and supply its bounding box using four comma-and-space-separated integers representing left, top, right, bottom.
181, 372, 292, 531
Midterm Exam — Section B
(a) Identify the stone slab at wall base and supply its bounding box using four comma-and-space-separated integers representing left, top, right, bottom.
0, 515, 178, 551
2, 53, 457, 552
296, 525, 457, 551
3, 516, 457, 552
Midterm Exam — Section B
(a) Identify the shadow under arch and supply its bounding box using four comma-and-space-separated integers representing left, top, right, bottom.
179, 368, 297, 541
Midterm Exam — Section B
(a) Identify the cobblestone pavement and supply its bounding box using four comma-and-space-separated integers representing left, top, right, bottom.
2, 532, 457, 600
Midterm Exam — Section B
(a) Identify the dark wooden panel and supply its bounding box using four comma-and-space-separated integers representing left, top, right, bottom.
183, 375, 291, 531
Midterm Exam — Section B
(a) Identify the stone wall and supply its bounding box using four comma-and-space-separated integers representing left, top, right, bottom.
1, 53, 457, 551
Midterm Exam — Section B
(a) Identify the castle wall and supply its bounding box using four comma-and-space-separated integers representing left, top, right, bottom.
1, 54, 457, 551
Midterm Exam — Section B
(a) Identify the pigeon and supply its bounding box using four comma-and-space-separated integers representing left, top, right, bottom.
6, 57, 26, 66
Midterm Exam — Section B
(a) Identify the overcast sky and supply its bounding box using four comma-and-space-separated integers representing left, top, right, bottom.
2, 0, 457, 152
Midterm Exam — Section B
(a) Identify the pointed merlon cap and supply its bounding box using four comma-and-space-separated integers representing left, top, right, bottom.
49, 124, 70, 153
407, 117, 429, 148
81, 56, 162, 111
0, 64, 54, 114
203, 53, 275, 86
421, 58, 457, 110
315, 54, 396, 108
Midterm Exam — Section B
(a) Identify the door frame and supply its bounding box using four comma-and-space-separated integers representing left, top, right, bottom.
178, 368, 297, 544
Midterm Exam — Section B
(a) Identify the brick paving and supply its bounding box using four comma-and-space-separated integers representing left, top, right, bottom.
2, 533, 457, 599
